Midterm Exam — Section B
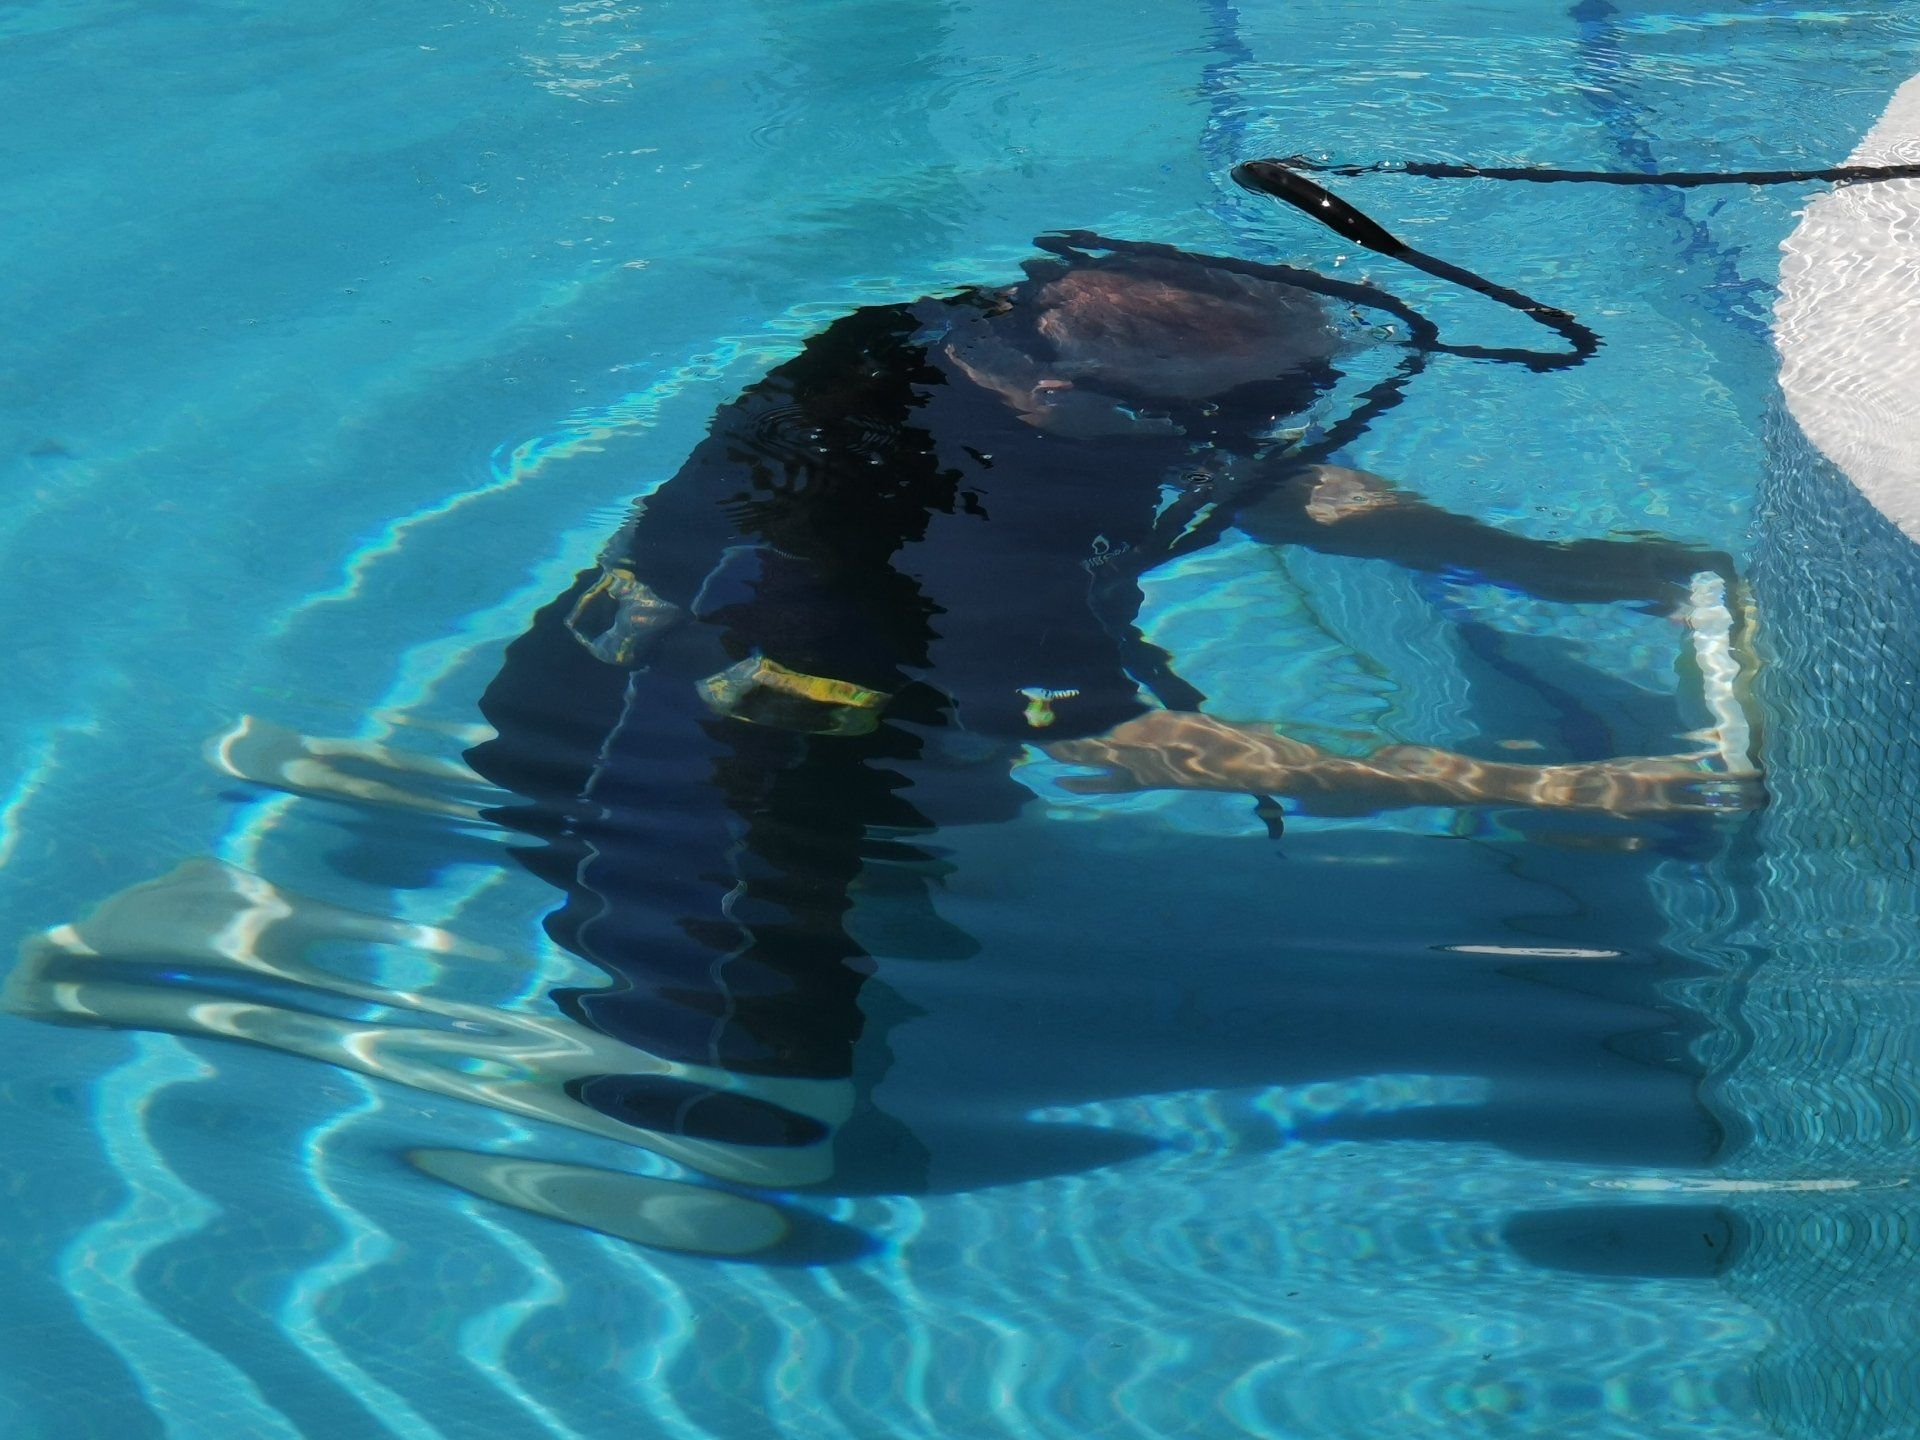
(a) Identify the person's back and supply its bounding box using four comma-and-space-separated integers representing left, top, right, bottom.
464, 237, 1752, 1202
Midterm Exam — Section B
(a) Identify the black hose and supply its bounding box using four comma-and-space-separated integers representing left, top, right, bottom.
1273, 153, 1920, 188
1233, 150, 1920, 365
1231, 159, 1600, 372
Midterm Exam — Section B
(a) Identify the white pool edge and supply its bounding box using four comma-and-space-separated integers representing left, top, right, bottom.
1775, 73, 1920, 544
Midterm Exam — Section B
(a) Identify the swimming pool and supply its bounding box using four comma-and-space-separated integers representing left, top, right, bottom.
5, 1, 1920, 1435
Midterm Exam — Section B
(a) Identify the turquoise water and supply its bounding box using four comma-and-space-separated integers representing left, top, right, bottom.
5, 1, 1920, 1436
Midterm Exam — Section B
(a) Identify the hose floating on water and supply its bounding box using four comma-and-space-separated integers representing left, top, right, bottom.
1271, 153, 1920, 188
1232, 152, 1920, 372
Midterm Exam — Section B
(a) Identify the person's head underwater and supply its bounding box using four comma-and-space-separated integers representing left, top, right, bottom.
937, 248, 1345, 434
1023, 253, 1344, 399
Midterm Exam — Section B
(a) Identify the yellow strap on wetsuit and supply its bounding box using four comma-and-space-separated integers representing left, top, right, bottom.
566, 565, 683, 668
700, 656, 891, 736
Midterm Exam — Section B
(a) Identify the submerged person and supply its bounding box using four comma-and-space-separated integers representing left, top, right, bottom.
465, 232, 1756, 1191
33, 151, 1920, 1252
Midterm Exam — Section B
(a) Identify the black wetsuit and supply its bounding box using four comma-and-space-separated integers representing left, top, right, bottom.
468, 245, 1733, 1182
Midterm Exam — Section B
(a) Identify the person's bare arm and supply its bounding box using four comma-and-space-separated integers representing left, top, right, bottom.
1044, 710, 1761, 819
1236, 463, 1738, 608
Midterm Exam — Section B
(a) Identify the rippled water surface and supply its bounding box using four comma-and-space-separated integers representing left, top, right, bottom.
6, 2, 1920, 1437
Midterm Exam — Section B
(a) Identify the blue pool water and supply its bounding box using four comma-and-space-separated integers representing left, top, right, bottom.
6, 1, 1920, 1436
